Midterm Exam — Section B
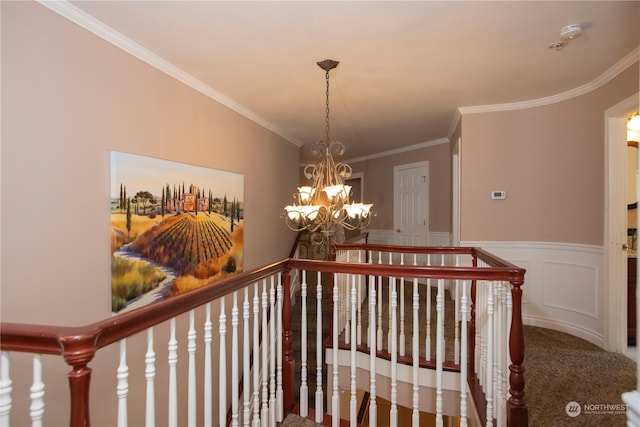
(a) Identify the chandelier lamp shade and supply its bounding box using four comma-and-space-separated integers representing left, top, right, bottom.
282, 59, 374, 241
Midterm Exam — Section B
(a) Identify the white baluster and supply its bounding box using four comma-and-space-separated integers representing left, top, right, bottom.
495, 284, 503, 427
345, 275, 351, 345
332, 273, 340, 427
369, 276, 377, 427
500, 283, 510, 427
412, 277, 419, 427
426, 255, 432, 362
315, 270, 324, 422
455, 278, 461, 365
219, 298, 228, 427
253, 283, 261, 427
269, 277, 276, 427
300, 270, 309, 417
30, 354, 44, 427
505, 285, 514, 413
261, 280, 269, 427
390, 276, 398, 427
243, 289, 251, 427
436, 278, 444, 427
117, 340, 128, 427
0, 351, 12, 427
350, 274, 358, 427
231, 293, 239, 427
441, 256, 447, 360
377, 252, 383, 351
168, 318, 178, 427
145, 328, 156, 427
399, 254, 406, 358
460, 281, 469, 427
387, 253, 393, 351
204, 305, 212, 427
366, 253, 373, 349
188, 310, 197, 427
477, 280, 482, 385
276, 273, 284, 422
357, 270, 363, 347
486, 282, 494, 427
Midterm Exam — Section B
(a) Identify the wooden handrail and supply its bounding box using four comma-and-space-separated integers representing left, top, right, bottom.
288, 257, 524, 283
1, 260, 288, 356
1, 246, 527, 426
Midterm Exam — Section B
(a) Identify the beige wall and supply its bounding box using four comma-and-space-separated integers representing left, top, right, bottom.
349, 142, 452, 233
1, 1, 299, 325
1, 3, 301, 425
460, 62, 639, 245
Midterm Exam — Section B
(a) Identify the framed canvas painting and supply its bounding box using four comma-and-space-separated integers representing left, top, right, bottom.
110, 151, 244, 314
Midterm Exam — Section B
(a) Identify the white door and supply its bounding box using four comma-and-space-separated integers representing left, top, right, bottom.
394, 162, 428, 246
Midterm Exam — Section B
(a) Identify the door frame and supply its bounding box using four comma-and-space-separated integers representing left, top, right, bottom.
452, 137, 461, 247
604, 93, 638, 352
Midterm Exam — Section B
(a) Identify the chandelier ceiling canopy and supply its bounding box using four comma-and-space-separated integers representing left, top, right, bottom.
282, 59, 374, 243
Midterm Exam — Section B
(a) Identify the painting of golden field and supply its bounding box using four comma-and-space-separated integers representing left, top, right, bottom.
110, 151, 244, 314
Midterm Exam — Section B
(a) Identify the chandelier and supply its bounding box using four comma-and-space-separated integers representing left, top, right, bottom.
282, 59, 374, 243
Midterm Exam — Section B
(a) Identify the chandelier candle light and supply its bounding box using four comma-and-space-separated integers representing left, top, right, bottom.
283, 59, 374, 243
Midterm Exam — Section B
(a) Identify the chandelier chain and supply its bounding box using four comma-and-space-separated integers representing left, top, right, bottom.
325, 70, 331, 144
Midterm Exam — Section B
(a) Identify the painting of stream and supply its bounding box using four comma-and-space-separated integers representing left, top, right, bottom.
110, 151, 244, 314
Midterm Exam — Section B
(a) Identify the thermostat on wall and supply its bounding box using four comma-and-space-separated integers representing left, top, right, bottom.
491, 191, 506, 200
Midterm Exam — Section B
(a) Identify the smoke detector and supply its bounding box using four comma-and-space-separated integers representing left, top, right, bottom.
549, 24, 583, 51
560, 24, 583, 41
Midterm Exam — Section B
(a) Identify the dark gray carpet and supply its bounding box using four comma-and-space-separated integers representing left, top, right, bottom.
283, 413, 322, 426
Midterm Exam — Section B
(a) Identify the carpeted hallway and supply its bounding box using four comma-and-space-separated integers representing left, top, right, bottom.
524, 325, 635, 427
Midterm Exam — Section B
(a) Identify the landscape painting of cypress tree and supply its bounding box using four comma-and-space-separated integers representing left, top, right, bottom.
110, 151, 244, 314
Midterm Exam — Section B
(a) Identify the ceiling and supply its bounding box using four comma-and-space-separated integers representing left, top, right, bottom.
58, 1, 639, 161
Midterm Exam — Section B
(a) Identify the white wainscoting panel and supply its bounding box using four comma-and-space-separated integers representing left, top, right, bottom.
461, 241, 605, 348
543, 260, 598, 318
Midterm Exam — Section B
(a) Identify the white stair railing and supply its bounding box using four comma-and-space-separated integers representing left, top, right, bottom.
324, 245, 523, 427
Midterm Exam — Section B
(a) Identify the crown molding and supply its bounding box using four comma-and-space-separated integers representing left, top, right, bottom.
459, 47, 639, 116
344, 137, 449, 164
36, 0, 304, 148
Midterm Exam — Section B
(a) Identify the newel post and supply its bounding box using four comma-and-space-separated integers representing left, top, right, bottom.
508, 280, 528, 427
282, 268, 295, 415
59, 333, 99, 427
